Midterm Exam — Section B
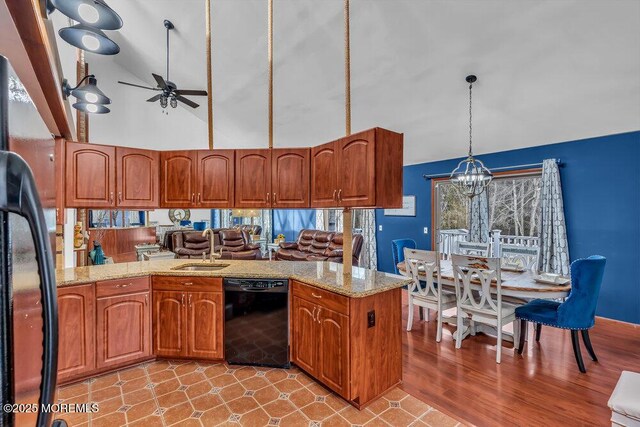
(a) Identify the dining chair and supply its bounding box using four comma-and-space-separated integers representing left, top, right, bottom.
516, 255, 607, 373
391, 239, 417, 274
454, 241, 490, 257
500, 244, 540, 271
404, 248, 456, 342
451, 254, 520, 363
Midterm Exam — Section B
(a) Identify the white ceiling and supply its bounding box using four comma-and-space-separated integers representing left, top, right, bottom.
52, 0, 640, 164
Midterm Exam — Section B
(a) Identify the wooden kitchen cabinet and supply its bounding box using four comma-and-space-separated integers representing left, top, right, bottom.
310, 127, 403, 208
65, 141, 116, 207
272, 148, 310, 208
160, 151, 197, 207
116, 147, 159, 208
317, 307, 350, 396
186, 292, 224, 359
152, 277, 223, 360
153, 290, 186, 358
292, 297, 319, 376
57, 284, 95, 382
197, 150, 235, 207
235, 149, 272, 208
96, 277, 151, 369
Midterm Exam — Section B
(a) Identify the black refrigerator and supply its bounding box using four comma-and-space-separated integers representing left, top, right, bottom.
0, 55, 60, 426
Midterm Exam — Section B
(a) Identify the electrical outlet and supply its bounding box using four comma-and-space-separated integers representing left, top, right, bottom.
378, 225, 383, 232
367, 310, 376, 328
423, 227, 429, 234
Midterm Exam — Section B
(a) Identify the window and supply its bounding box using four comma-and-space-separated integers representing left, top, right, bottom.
433, 170, 542, 241
88, 210, 146, 228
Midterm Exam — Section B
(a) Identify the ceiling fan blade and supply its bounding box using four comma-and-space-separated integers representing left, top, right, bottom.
152, 73, 167, 89
175, 95, 199, 108
146, 94, 162, 102
174, 89, 208, 96
118, 81, 159, 91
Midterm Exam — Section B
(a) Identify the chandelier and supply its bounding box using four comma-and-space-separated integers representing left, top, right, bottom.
450, 75, 492, 198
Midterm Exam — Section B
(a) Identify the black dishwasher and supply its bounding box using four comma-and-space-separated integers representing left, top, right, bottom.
224, 278, 290, 368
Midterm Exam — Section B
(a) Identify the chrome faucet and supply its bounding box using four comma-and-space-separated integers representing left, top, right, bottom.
202, 228, 222, 263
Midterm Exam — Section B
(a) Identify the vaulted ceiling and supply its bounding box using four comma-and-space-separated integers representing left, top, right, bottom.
52, 0, 640, 164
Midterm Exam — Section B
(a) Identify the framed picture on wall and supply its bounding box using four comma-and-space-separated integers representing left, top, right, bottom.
384, 195, 416, 216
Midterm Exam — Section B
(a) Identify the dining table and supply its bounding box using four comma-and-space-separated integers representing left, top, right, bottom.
397, 259, 571, 342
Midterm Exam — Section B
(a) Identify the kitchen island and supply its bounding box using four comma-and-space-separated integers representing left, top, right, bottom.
53, 260, 410, 409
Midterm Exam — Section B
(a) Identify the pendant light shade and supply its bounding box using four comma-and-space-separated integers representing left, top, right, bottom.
72, 102, 110, 114
50, 0, 123, 30
450, 75, 492, 198
58, 24, 120, 55
65, 76, 111, 104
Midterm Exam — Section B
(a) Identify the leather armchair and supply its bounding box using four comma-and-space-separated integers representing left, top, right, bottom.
172, 231, 212, 259
215, 229, 262, 260
275, 229, 363, 266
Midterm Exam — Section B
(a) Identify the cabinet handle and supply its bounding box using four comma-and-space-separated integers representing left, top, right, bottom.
312, 306, 317, 322
189, 294, 192, 307
337, 189, 342, 203
181, 293, 185, 306
197, 193, 201, 204
191, 193, 195, 203
109, 191, 114, 205
316, 308, 322, 323
332, 189, 337, 201
183, 282, 193, 286
115, 283, 130, 288
118, 191, 122, 203
273, 193, 277, 205
311, 292, 322, 299
145, 295, 148, 306
267, 192, 270, 204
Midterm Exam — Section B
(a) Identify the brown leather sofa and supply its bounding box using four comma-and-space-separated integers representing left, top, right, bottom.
172, 229, 262, 260
275, 229, 363, 266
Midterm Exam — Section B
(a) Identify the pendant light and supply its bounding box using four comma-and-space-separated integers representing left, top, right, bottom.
49, 0, 123, 30
449, 75, 492, 198
62, 74, 111, 113
58, 24, 120, 55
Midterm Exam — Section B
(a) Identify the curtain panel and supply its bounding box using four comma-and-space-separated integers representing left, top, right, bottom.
538, 159, 570, 275
469, 189, 490, 243
358, 209, 378, 270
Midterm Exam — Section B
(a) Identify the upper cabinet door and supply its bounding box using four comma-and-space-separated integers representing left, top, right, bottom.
310, 142, 338, 208
272, 148, 310, 208
235, 149, 272, 208
116, 147, 159, 208
197, 150, 234, 208
337, 130, 376, 207
65, 142, 116, 207
160, 151, 196, 207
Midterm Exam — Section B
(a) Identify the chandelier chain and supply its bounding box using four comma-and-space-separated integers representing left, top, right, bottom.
468, 80, 473, 157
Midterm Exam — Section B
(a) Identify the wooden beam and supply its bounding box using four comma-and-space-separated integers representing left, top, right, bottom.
3, 0, 75, 139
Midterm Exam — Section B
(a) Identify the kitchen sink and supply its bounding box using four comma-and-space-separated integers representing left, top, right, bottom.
171, 263, 230, 271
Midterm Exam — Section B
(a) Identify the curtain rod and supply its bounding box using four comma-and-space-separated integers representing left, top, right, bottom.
422, 159, 562, 180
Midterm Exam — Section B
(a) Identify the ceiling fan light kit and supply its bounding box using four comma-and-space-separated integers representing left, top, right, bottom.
62, 74, 111, 114
50, 0, 122, 54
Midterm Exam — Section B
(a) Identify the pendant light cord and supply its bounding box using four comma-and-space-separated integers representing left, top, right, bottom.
206, 0, 214, 149
166, 25, 170, 82
468, 80, 473, 157
268, 0, 274, 148
344, 0, 351, 136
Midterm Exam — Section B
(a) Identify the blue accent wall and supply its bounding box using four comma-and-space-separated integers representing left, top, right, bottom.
375, 131, 640, 324
273, 209, 316, 241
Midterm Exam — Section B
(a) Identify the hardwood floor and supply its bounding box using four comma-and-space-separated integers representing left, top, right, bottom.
399, 290, 640, 427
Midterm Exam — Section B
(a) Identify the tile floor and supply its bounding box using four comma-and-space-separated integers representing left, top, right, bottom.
54, 360, 462, 427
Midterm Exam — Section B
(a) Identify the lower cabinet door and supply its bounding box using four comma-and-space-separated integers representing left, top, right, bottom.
57, 284, 95, 382
292, 297, 318, 376
317, 307, 350, 398
96, 292, 151, 369
153, 290, 186, 358
187, 292, 223, 359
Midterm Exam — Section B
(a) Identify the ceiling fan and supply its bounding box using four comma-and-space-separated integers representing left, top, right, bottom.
117, 20, 207, 109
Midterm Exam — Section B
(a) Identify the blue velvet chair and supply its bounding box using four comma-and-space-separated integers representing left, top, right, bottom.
391, 239, 417, 274
516, 255, 606, 373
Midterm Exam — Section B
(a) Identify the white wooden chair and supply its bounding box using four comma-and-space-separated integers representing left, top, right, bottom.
454, 241, 490, 257
451, 254, 520, 363
404, 248, 457, 342
500, 244, 540, 271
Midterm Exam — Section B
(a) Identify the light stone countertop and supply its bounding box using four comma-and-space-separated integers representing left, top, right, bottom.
55, 259, 411, 298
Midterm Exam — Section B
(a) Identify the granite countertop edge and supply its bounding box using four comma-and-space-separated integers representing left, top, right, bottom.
55, 260, 412, 298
